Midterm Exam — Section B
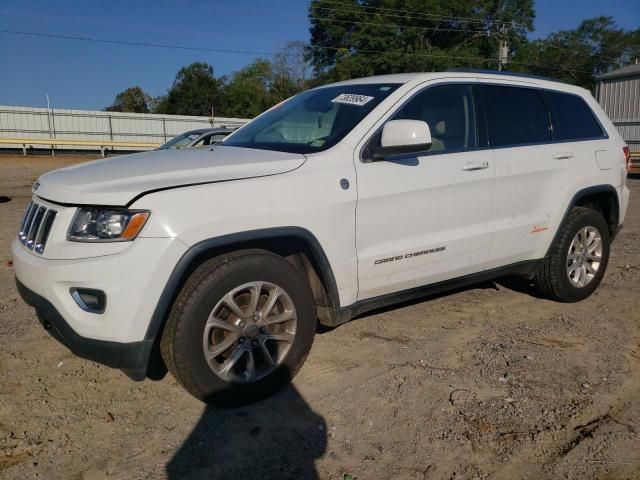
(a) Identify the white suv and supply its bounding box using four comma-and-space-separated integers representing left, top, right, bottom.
13, 71, 631, 403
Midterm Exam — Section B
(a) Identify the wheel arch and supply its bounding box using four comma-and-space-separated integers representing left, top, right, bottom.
546, 184, 620, 259
143, 227, 340, 378
569, 185, 620, 237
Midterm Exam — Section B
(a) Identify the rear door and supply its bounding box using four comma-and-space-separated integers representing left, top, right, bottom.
354, 81, 496, 300
479, 82, 563, 266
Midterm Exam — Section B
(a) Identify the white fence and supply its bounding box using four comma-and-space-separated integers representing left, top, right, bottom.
0, 105, 250, 152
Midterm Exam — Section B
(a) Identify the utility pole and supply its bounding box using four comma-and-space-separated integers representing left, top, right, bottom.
496, 22, 509, 71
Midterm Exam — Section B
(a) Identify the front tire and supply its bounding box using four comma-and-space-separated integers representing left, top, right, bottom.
535, 207, 610, 302
160, 249, 317, 404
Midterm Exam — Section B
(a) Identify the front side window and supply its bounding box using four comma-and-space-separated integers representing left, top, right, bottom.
482, 85, 551, 147
223, 84, 400, 154
393, 84, 478, 153
546, 91, 605, 141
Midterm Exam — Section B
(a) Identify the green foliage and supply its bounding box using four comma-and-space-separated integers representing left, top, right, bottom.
308, 0, 535, 81
219, 60, 278, 118
105, 4, 640, 117
512, 17, 640, 90
105, 86, 151, 113
155, 62, 223, 116
220, 42, 309, 117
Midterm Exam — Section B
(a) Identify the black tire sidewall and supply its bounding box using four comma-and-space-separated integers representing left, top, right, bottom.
175, 253, 316, 403
553, 209, 610, 301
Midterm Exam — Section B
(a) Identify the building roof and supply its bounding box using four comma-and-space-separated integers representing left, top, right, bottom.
597, 63, 640, 81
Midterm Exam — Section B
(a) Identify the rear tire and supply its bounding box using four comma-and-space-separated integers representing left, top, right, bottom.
534, 207, 610, 302
160, 249, 316, 405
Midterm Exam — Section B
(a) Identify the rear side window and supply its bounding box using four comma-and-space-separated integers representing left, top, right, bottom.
481, 85, 551, 147
546, 91, 605, 141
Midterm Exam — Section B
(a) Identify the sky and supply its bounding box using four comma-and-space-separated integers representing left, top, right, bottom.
0, 0, 638, 110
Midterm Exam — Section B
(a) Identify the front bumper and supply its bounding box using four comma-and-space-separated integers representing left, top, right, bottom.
12, 235, 188, 379
16, 279, 152, 379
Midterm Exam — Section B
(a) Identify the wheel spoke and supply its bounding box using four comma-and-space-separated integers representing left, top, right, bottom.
219, 346, 245, 376
245, 282, 262, 317
587, 237, 601, 253
205, 333, 239, 358
266, 332, 294, 344
259, 340, 276, 367
585, 263, 597, 275
587, 253, 600, 262
580, 228, 589, 249
580, 265, 588, 285
221, 291, 246, 319
263, 309, 296, 325
206, 316, 240, 333
245, 349, 256, 381
258, 285, 282, 322
568, 264, 579, 277
572, 264, 582, 284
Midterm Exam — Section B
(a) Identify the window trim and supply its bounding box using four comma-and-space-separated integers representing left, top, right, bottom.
479, 83, 553, 149
541, 89, 608, 143
359, 81, 610, 163
478, 83, 609, 149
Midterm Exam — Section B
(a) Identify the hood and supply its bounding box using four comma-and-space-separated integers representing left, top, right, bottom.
34, 146, 306, 206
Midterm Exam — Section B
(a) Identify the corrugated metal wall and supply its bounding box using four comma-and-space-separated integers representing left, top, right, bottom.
0, 105, 250, 152
596, 75, 640, 153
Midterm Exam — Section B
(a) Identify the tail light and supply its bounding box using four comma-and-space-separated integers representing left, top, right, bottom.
623, 146, 631, 172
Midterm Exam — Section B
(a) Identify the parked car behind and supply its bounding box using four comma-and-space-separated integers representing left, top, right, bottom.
158, 127, 235, 150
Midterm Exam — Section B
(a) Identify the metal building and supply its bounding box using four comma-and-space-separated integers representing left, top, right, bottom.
0, 105, 249, 153
595, 63, 640, 155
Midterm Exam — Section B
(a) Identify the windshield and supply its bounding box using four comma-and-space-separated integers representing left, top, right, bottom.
159, 132, 201, 150
223, 83, 400, 154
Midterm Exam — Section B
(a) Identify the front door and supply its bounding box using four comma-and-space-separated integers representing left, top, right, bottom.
354, 82, 496, 301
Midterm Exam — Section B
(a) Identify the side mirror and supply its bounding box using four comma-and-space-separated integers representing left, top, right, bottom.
371, 120, 432, 160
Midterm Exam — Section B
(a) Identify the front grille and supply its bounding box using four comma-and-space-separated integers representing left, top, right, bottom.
18, 201, 57, 254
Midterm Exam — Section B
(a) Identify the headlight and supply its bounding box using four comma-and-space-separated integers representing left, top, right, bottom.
67, 208, 150, 242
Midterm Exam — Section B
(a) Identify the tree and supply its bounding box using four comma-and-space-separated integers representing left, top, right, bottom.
272, 41, 311, 95
219, 60, 276, 118
106, 86, 151, 113
220, 44, 310, 118
513, 17, 640, 90
307, 0, 535, 81
155, 62, 222, 116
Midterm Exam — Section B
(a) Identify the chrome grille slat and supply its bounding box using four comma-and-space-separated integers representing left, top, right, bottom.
35, 210, 57, 254
17, 200, 57, 254
19, 202, 37, 243
19, 201, 34, 239
26, 207, 46, 249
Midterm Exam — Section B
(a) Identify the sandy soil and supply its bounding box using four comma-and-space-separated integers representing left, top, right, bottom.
0, 154, 638, 480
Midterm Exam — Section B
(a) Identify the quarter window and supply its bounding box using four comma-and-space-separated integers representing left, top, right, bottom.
481, 85, 551, 147
546, 91, 605, 141
393, 84, 478, 153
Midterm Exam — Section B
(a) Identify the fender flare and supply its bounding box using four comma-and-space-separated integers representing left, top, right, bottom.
546, 184, 620, 257
143, 227, 340, 346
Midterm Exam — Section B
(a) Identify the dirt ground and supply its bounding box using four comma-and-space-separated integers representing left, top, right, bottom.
0, 153, 638, 480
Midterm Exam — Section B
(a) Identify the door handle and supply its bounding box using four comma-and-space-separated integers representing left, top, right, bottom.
461, 161, 489, 171
553, 152, 574, 160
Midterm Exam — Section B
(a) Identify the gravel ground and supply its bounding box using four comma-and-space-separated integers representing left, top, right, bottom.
0, 154, 639, 480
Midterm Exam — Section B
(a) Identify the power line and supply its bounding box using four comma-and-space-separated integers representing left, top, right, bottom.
307, 0, 527, 29
163, 0, 523, 31
310, 15, 505, 35
0, 29, 599, 75
0, 30, 276, 56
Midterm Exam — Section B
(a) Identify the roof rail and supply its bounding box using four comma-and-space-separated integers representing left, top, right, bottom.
447, 68, 560, 83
